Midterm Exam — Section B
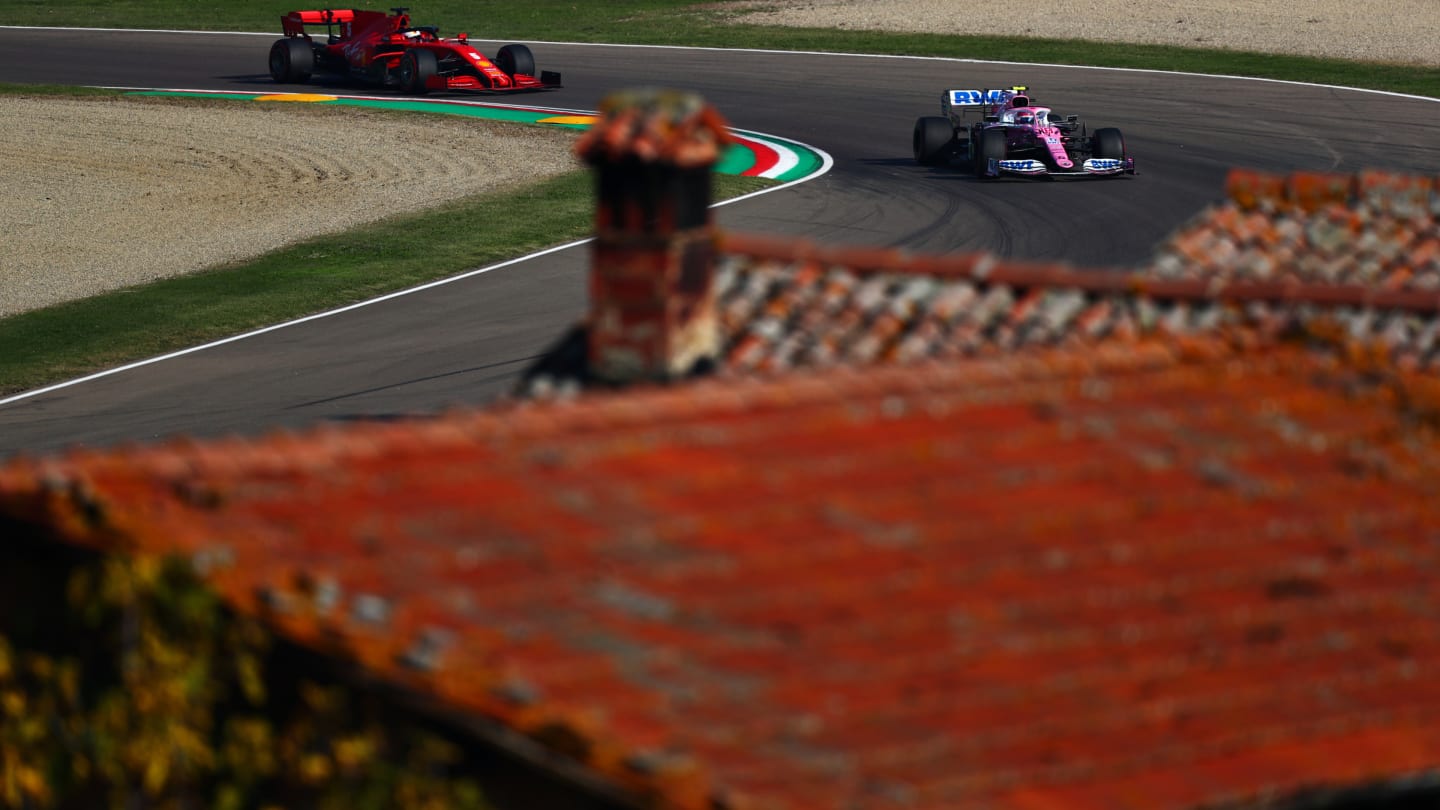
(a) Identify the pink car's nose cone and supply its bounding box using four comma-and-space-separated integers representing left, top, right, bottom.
1038, 126, 1073, 169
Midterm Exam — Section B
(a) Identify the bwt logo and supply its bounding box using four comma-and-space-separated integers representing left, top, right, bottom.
949, 90, 1010, 105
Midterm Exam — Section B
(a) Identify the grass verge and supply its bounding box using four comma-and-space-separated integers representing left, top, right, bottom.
0, 162, 772, 396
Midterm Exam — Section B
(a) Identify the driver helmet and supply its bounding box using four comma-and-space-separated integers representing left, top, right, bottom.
1015, 111, 1035, 125
403, 29, 422, 39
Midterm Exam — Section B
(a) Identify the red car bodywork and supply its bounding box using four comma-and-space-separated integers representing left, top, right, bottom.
268, 7, 561, 94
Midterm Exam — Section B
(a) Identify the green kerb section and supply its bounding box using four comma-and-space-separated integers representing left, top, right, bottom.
777, 142, 825, 183
714, 143, 757, 176
131, 91, 558, 123
135, 92, 267, 100
321, 97, 558, 123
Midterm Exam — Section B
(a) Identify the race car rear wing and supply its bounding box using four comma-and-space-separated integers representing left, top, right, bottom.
281, 8, 357, 38
944, 89, 1009, 108
942, 86, 1028, 121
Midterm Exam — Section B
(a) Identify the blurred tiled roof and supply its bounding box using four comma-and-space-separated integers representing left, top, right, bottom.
1153, 169, 1440, 288
8, 337, 1440, 810
6, 169, 1440, 810
520, 170, 1440, 394
710, 170, 1440, 380
710, 234, 1440, 378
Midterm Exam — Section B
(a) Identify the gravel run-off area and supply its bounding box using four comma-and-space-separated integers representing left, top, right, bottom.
0, 96, 580, 317
3, 2, 1429, 316
719, 0, 1440, 67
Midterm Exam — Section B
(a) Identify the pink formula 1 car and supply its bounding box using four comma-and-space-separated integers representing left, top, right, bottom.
913, 86, 1134, 179
268, 7, 561, 95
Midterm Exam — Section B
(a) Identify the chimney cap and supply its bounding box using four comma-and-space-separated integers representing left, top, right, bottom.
575, 87, 734, 168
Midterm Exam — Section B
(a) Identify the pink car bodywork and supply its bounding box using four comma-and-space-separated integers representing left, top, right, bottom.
913, 86, 1135, 179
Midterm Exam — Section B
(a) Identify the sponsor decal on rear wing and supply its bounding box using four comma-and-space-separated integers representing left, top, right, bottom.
945, 89, 1009, 106
942, 86, 1027, 118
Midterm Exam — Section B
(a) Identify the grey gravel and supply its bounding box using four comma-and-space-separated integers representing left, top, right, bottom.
718, 0, 1440, 67
0, 96, 579, 317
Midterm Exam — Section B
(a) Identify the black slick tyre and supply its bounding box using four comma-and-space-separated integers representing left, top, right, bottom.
495, 44, 535, 78
398, 49, 438, 95
1093, 127, 1125, 160
974, 128, 1008, 178
269, 38, 314, 83
913, 116, 956, 166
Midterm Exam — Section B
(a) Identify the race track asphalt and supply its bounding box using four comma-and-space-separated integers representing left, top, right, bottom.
1, 28, 1437, 456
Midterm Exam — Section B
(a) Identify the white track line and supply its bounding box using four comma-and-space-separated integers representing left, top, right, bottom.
1, 241, 586, 407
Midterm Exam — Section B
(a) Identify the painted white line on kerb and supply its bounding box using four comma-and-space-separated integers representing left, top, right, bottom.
735, 132, 801, 181
721, 137, 834, 198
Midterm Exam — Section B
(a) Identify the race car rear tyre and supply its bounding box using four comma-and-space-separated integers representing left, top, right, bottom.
398, 49, 438, 95
913, 116, 956, 166
973, 128, 1008, 178
495, 44, 536, 78
269, 38, 314, 83
1093, 127, 1126, 160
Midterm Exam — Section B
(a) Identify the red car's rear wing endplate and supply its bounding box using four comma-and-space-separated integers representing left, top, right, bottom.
281, 8, 357, 37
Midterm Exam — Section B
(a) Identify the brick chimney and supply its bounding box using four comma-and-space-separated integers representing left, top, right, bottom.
573, 88, 734, 384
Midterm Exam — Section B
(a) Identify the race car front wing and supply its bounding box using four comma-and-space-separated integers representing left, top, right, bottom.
981, 156, 1136, 178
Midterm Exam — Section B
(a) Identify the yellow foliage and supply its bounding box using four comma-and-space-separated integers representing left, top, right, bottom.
221, 717, 277, 777
131, 555, 163, 589
18, 763, 51, 804
299, 681, 340, 713
332, 732, 378, 772
235, 651, 266, 705
64, 568, 93, 610
71, 753, 90, 781
57, 661, 79, 705
299, 752, 333, 784
143, 754, 170, 796
25, 656, 54, 681
2, 551, 496, 810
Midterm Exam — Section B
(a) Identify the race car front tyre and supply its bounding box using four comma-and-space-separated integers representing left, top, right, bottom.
913, 116, 956, 165
495, 44, 536, 79
269, 38, 314, 83
974, 128, 1008, 178
1093, 127, 1125, 160
398, 49, 438, 95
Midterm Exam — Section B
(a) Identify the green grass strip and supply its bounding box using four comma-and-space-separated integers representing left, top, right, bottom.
0, 169, 772, 395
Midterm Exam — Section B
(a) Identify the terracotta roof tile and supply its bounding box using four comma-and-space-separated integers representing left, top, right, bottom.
1155, 169, 1440, 290
704, 249, 1440, 382
571, 170, 1418, 391
5, 328, 1440, 810
8, 169, 1440, 809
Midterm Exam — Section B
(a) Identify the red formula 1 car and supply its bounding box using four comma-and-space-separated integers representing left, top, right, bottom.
267, 6, 561, 95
